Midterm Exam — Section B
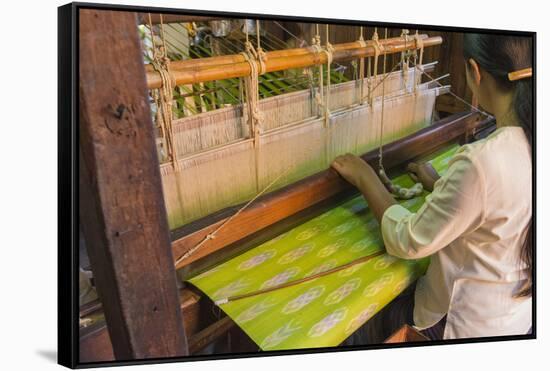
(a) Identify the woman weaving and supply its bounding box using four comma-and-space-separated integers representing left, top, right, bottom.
332, 34, 533, 342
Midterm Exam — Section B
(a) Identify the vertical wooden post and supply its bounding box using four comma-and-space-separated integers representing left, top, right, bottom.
79, 9, 188, 360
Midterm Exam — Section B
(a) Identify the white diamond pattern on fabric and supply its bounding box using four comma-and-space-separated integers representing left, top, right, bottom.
337, 261, 369, 277
324, 278, 362, 305
212, 277, 252, 300
296, 223, 328, 241
363, 272, 395, 297
238, 250, 277, 271
261, 267, 301, 289
374, 255, 398, 270
349, 236, 381, 253
329, 220, 361, 236
261, 319, 303, 349
264, 231, 290, 246
305, 259, 338, 278
236, 297, 279, 323
282, 286, 326, 314
345, 303, 379, 335
317, 238, 350, 258
277, 244, 314, 264
307, 308, 348, 338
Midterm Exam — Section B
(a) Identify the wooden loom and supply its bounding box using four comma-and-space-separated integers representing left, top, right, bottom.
77, 8, 496, 363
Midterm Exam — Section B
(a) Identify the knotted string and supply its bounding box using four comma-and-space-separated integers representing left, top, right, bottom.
357, 26, 367, 105
378, 28, 424, 199
149, 13, 177, 167
400, 29, 411, 91
412, 30, 424, 93
369, 28, 381, 106
241, 20, 266, 147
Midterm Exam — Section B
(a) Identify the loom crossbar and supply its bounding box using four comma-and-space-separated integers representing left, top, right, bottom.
146, 35, 442, 88
145, 35, 428, 73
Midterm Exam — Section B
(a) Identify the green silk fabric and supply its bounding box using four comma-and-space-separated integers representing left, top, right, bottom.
188, 145, 458, 350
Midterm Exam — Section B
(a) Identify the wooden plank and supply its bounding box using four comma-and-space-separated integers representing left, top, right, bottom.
79, 289, 201, 363
79, 321, 115, 363
79, 299, 102, 318
79, 9, 188, 360
173, 112, 493, 269
188, 316, 236, 354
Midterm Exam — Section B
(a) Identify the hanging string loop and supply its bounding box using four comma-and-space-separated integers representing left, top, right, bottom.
241, 20, 267, 147
357, 26, 368, 105
378, 28, 424, 199
148, 14, 177, 167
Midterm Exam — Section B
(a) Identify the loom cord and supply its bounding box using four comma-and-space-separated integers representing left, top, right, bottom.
214, 250, 386, 305
242, 21, 267, 147
401, 29, 410, 91
413, 30, 425, 93
148, 13, 177, 166
241, 49, 262, 142
374, 29, 383, 102
310, 34, 324, 119
310, 24, 334, 127
376, 29, 424, 200
357, 26, 367, 105
325, 25, 334, 128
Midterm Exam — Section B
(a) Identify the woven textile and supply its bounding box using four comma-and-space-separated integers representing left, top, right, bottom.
188, 145, 458, 350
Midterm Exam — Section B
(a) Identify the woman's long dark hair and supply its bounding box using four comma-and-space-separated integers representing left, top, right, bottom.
463, 34, 533, 297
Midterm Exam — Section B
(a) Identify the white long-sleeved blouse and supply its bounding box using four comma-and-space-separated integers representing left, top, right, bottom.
381, 126, 532, 339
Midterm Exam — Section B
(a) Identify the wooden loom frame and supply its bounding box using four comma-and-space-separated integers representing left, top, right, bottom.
64, 5, 496, 366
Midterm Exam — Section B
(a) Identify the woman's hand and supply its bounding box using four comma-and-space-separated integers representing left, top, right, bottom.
407, 162, 440, 192
331, 153, 396, 223
331, 153, 376, 189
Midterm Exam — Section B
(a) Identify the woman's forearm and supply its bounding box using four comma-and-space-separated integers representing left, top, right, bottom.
357, 167, 397, 223
330, 154, 397, 222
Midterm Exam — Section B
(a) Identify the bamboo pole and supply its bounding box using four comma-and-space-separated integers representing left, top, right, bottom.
145, 35, 423, 73
146, 35, 442, 88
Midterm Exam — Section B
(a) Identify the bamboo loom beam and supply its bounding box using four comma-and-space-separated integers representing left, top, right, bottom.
79, 9, 189, 360
144, 35, 427, 73
172, 112, 494, 269
146, 35, 442, 88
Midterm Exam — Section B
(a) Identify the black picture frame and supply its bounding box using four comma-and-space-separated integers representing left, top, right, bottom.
58, 2, 536, 368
